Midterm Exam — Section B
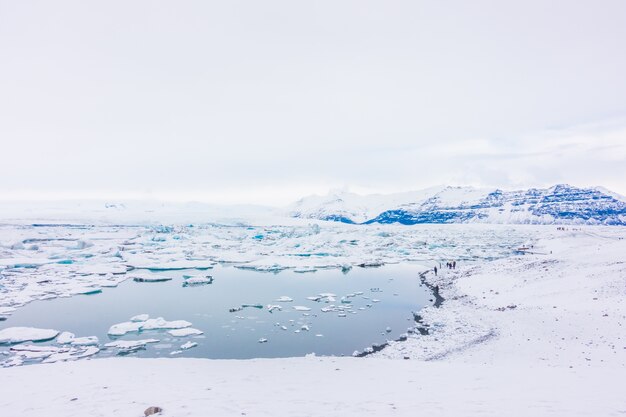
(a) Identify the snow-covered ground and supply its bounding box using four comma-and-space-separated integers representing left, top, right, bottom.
0, 222, 625, 416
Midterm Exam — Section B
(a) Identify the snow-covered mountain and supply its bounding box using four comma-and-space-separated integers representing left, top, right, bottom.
289, 185, 626, 225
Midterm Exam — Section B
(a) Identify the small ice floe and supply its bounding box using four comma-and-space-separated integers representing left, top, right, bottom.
56, 331, 75, 344
10, 344, 67, 360
131, 314, 150, 322
315, 334, 323, 337
306, 296, 322, 302
340, 297, 352, 304
108, 316, 192, 336
182, 275, 214, 287
293, 306, 311, 311
385, 327, 392, 333
275, 296, 293, 302
170, 350, 183, 355
132, 274, 172, 283
108, 321, 143, 336
181, 341, 197, 350
372, 299, 381, 303
338, 313, 347, 317
370, 288, 382, 293
167, 328, 203, 337
357, 260, 384, 268
280, 326, 288, 330
42, 346, 100, 363
70, 336, 99, 346
141, 318, 192, 331
267, 304, 282, 313
0, 327, 59, 345
104, 339, 159, 350
258, 338, 268, 343
301, 325, 310, 331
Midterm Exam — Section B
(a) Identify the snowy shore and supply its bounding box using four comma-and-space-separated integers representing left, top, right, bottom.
1, 226, 625, 416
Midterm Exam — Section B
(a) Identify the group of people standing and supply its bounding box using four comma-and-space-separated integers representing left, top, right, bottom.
433, 260, 457, 276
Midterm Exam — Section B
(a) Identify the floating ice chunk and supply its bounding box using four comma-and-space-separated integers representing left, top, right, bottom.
258, 338, 268, 343
56, 331, 75, 344
338, 313, 347, 317
181, 341, 197, 350
275, 296, 293, 302
130, 314, 150, 322
132, 274, 172, 283
319, 293, 337, 298
10, 345, 66, 360
107, 321, 143, 336
0, 327, 59, 345
301, 325, 310, 331
170, 350, 183, 355
306, 296, 322, 302
372, 299, 381, 303
357, 260, 384, 268
280, 326, 288, 330
167, 328, 203, 337
182, 275, 214, 286
104, 339, 159, 349
315, 334, 323, 337
71, 336, 99, 346
42, 346, 99, 363
267, 305, 282, 313
141, 318, 192, 331
293, 306, 311, 311
385, 327, 392, 333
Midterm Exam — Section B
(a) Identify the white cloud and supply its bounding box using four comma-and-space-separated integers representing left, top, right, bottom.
1, 1, 625, 203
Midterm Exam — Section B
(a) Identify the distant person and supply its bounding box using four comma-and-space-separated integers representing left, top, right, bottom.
453, 261, 456, 269
434, 266, 438, 276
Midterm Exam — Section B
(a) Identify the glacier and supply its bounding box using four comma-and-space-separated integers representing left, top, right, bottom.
290, 184, 626, 225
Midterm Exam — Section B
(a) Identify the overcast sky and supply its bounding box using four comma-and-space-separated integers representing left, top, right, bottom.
1, 0, 625, 204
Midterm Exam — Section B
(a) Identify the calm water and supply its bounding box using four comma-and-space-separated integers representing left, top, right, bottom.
0, 264, 432, 359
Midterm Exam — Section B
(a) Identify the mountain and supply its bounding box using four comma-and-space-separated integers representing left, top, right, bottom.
288, 184, 626, 226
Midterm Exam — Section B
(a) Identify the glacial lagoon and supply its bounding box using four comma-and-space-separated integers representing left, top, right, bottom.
0, 264, 434, 360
